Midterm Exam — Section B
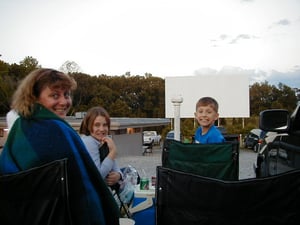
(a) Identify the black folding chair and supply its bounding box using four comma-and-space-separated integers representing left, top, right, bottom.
111, 183, 133, 218
156, 166, 300, 225
0, 159, 72, 225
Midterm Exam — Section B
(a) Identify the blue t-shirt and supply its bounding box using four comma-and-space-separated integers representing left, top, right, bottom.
194, 125, 225, 144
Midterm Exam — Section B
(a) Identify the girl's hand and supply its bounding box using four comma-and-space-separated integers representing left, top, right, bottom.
106, 171, 121, 186
102, 136, 117, 159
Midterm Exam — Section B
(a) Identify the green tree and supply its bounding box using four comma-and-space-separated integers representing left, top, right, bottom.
273, 83, 297, 112
19, 56, 41, 77
110, 99, 130, 117
1, 56, 298, 139
71, 73, 100, 111
0, 61, 16, 115
0, 60, 9, 77
0, 75, 13, 114
250, 81, 274, 116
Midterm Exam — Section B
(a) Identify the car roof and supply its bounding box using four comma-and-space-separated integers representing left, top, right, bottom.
250, 128, 263, 136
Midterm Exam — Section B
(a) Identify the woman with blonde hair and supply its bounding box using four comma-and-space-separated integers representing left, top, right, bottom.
0, 68, 119, 225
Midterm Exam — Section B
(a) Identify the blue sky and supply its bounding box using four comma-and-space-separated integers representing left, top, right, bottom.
1, 0, 300, 88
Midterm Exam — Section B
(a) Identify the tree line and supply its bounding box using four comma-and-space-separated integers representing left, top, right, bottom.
0, 56, 298, 136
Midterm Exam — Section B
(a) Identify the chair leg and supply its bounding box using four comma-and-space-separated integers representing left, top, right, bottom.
142, 145, 153, 156
116, 192, 132, 218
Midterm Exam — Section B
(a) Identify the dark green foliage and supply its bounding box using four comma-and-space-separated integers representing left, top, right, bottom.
0, 57, 299, 140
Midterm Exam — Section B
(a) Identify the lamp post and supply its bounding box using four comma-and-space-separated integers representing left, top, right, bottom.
171, 96, 183, 141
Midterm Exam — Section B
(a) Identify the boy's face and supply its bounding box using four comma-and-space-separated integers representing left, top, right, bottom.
194, 104, 219, 128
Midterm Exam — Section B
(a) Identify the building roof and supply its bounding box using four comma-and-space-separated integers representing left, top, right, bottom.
0, 117, 171, 131
66, 117, 171, 130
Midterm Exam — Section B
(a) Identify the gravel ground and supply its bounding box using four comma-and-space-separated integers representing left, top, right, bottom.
116, 145, 258, 180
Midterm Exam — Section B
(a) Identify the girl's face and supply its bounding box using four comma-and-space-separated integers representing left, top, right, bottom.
194, 105, 219, 129
90, 115, 109, 142
37, 86, 72, 118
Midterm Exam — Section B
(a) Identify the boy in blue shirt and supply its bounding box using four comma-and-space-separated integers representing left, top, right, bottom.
194, 97, 225, 144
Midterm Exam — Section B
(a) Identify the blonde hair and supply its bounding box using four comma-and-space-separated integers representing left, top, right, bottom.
11, 68, 77, 117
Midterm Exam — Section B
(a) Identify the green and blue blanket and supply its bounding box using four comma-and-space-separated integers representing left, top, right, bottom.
0, 104, 119, 225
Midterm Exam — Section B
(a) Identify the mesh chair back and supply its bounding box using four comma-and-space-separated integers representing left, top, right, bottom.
0, 159, 72, 225
156, 166, 300, 225
162, 139, 239, 180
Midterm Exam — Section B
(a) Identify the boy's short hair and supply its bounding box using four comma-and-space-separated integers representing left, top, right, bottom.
196, 97, 219, 112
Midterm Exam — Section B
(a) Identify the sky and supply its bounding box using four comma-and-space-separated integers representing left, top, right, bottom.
1, 0, 300, 88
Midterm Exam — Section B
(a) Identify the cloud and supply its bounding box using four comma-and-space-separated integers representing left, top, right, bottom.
275, 19, 290, 26
211, 33, 258, 46
193, 66, 300, 88
220, 34, 229, 40
194, 67, 218, 76
211, 34, 229, 43
269, 19, 291, 29
266, 67, 300, 88
194, 66, 256, 79
229, 34, 259, 44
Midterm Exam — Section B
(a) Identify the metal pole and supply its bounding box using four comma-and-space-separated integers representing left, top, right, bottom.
171, 96, 183, 141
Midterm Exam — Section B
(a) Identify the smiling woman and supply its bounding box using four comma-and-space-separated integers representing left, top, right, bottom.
79, 106, 123, 187
0, 68, 120, 225
10, 69, 77, 118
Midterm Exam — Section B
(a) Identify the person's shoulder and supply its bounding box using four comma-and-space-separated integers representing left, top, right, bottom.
208, 126, 225, 142
81, 134, 88, 139
195, 126, 202, 134
207, 125, 217, 133
213, 126, 226, 142
210, 125, 218, 129
6, 110, 19, 131
81, 134, 92, 141
6, 110, 19, 122
81, 135, 99, 145
37, 119, 76, 137
6, 109, 18, 117
47, 118, 71, 129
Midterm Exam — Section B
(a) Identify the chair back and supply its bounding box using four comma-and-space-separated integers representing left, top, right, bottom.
156, 166, 300, 225
0, 159, 72, 225
162, 139, 239, 180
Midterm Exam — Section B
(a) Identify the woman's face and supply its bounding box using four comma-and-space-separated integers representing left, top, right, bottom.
37, 86, 72, 118
90, 115, 109, 142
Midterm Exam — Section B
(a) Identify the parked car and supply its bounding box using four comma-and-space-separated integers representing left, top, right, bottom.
166, 130, 183, 141
143, 131, 161, 146
243, 129, 266, 152
166, 130, 175, 140
244, 128, 278, 152
254, 104, 300, 178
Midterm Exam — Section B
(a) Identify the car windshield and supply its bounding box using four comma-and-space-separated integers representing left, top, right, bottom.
166, 132, 174, 139
143, 131, 155, 136
250, 129, 263, 137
